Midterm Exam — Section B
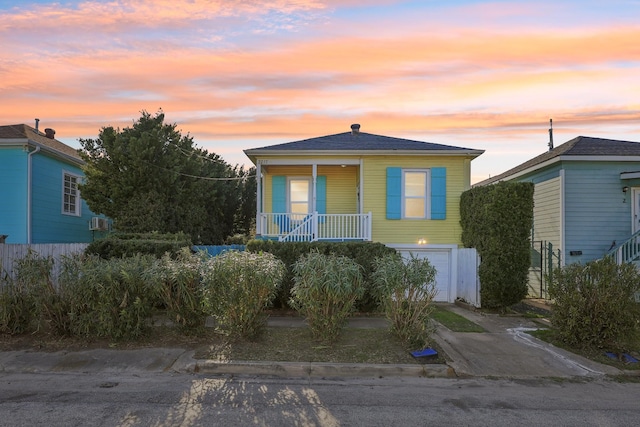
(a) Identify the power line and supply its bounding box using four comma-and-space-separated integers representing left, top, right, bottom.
140, 159, 255, 181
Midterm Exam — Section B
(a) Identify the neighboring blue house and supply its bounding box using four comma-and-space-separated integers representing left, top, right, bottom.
0, 123, 108, 243
476, 136, 640, 297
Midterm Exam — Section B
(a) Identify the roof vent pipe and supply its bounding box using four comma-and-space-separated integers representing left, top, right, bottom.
44, 128, 55, 139
350, 123, 361, 135
548, 118, 554, 151
35, 118, 40, 133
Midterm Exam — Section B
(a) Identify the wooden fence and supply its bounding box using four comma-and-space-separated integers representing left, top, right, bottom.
0, 243, 88, 285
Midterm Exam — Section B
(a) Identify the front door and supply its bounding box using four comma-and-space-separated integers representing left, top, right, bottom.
632, 188, 640, 234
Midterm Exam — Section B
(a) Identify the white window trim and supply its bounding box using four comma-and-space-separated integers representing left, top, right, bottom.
401, 169, 431, 219
62, 170, 82, 217
287, 176, 311, 215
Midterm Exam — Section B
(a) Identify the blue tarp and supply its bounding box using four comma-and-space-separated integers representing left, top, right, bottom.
192, 245, 246, 257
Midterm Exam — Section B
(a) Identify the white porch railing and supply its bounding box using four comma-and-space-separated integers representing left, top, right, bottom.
606, 229, 640, 264
258, 212, 372, 242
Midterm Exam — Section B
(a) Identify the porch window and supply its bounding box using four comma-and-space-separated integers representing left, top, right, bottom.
289, 178, 311, 214
62, 171, 81, 216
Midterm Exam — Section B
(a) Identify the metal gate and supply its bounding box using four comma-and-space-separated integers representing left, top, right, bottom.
530, 240, 562, 300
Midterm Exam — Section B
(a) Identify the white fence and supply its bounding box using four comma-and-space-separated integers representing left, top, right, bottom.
0, 243, 88, 285
457, 248, 481, 307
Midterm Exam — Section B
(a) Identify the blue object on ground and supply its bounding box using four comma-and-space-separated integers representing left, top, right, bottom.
411, 348, 438, 358
604, 352, 638, 363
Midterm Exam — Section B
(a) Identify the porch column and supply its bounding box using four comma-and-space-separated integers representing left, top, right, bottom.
359, 158, 364, 214
312, 163, 317, 213
256, 162, 262, 236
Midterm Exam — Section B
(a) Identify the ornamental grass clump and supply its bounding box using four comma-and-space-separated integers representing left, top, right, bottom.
372, 253, 438, 349
0, 250, 64, 335
549, 256, 640, 351
60, 254, 159, 340
290, 251, 364, 343
152, 248, 208, 331
201, 251, 285, 339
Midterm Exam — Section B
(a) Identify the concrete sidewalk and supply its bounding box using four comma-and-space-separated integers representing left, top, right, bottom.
432, 304, 622, 378
0, 304, 631, 379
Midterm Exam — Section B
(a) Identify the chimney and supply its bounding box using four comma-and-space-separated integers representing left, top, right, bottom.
350, 123, 361, 135
44, 128, 56, 139
35, 118, 40, 133
548, 118, 554, 151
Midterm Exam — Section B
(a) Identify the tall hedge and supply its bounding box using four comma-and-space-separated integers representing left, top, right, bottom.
85, 232, 192, 259
460, 181, 534, 310
246, 240, 396, 310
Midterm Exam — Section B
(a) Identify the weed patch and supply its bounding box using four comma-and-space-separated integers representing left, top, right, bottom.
196, 327, 447, 365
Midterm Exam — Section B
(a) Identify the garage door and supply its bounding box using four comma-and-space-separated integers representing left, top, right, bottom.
393, 246, 453, 302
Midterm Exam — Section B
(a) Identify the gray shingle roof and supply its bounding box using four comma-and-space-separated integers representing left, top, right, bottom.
475, 136, 640, 186
245, 129, 483, 157
0, 124, 82, 162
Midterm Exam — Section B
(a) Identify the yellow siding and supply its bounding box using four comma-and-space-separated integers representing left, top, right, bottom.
319, 165, 357, 214
532, 177, 561, 245
257, 153, 472, 245
263, 164, 357, 214
362, 155, 470, 245
529, 177, 562, 298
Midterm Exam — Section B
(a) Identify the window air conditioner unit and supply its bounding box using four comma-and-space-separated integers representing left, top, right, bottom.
90, 217, 109, 231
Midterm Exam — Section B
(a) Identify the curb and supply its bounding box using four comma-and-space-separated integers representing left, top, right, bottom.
190, 359, 455, 378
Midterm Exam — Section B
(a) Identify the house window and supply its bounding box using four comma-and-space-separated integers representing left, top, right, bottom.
288, 177, 310, 214
403, 170, 430, 219
63, 172, 81, 216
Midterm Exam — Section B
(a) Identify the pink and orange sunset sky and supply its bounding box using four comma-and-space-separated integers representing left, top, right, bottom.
2, 0, 640, 183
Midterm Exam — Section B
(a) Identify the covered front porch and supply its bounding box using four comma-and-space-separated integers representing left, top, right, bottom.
254, 158, 370, 242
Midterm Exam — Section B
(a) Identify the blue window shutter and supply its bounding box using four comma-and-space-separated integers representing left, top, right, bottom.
272, 176, 286, 213
431, 167, 446, 220
386, 167, 401, 220
316, 176, 326, 214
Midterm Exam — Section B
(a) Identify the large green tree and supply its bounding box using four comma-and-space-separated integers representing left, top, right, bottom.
78, 111, 250, 244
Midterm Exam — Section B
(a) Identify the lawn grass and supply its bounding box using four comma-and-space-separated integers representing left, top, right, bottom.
429, 305, 485, 332
195, 327, 448, 365
527, 329, 640, 371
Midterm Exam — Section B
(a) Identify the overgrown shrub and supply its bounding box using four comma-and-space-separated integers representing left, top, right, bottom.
0, 279, 35, 335
549, 257, 640, 351
290, 251, 364, 343
460, 181, 534, 310
0, 250, 69, 335
201, 251, 285, 339
85, 232, 192, 259
151, 248, 208, 330
247, 240, 395, 310
225, 234, 251, 245
372, 254, 438, 349
60, 254, 159, 340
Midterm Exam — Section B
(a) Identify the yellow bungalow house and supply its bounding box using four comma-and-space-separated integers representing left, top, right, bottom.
244, 124, 484, 303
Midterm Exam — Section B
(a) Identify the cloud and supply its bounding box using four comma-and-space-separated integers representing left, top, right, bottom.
2, 0, 640, 180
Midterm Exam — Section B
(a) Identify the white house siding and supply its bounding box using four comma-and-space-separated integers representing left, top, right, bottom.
529, 177, 561, 298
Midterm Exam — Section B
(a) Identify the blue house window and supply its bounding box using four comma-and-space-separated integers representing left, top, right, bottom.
62, 171, 81, 216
